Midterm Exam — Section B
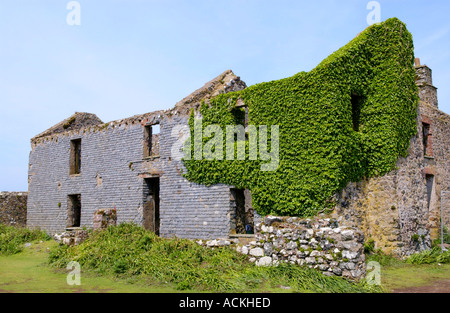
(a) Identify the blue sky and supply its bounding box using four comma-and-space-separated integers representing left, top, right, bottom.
1, 0, 449, 191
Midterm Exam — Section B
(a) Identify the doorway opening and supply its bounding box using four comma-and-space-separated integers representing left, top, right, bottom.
67, 194, 81, 228
230, 188, 254, 235
143, 177, 160, 235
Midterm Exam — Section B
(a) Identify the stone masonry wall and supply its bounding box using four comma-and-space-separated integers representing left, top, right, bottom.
27, 71, 247, 238
419, 102, 450, 236
202, 216, 366, 281
333, 64, 450, 257
0, 192, 28, 226
27, 122, 146, 234
135, 113, 234, 239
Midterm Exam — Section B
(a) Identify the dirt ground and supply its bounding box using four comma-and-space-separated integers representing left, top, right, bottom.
393, 279, 450, 293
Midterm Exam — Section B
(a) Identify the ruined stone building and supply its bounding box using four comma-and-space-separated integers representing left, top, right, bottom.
27, 70, 252, 239
334, 59, 450, 256
26, 20, 450, 256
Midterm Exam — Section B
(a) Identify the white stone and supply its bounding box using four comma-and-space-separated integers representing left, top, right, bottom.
256, 256, 273, 267
286, 241, 298, 250
342, 250, 358, 260
305, 257, 316, 265
325, 254, 334, 261
249, 247, 264, 257
341, 230, 354, 241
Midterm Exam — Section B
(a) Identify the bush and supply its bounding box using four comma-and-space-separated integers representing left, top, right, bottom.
0, 224, 51, 256
48, 223, 378, 293
406, 247, 450, 265
364, 238, 376, 254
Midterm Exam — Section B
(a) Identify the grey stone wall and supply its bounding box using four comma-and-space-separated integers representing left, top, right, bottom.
201, 216, 367, 281
420, 102, 450, 235
0, 192, 28, 226
137, 114, 234, 239
27, 122, 146, 234
27, 117, 237, 238
27, 70, 246, 237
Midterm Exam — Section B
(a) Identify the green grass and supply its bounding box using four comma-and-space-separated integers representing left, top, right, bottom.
380, 261, 450, 291
0, 224, 51, 256
6, 224, 449, 293
366, 249, 450, 292
406, 247, 450, 265
0, 240, 183, 293
48, 223, 377, 293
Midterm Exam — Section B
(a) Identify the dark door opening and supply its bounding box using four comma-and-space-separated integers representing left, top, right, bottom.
143, 177, 160, 235
230, 188, 254, 235
67, 194, 81, 228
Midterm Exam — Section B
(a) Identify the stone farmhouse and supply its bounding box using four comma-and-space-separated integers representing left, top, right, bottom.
27, 70, 251, 239
26, 24, 450, 257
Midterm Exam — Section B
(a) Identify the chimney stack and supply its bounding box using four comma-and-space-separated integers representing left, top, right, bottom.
415, 58, 438, 108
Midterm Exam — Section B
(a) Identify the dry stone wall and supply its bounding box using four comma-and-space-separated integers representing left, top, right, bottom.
0, 192, 27, 226
202, 216, 366, 281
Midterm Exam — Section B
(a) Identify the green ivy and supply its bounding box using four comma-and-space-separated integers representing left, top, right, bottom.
183, 18, 419, 218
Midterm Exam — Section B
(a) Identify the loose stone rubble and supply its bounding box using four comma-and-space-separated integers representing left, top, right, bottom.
54, 229, 89, 246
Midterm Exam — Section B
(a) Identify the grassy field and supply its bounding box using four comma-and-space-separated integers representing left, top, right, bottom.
381, 261, 450, 292
0, 240, 180, 293
0, 224, 449, 293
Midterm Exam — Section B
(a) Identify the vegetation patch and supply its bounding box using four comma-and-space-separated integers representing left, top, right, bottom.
48, 223, 379, 293
183, 18, 418, 217
406, 247, 450, 265
0, 224, 51, 256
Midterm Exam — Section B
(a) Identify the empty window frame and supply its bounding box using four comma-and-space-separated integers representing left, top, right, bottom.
69, 139, 81, 175
351, 94, 363, 132
67, 194, 81, 228
422, 122, 432, 156
143, 124, 160, 158
425, 174, 434, 211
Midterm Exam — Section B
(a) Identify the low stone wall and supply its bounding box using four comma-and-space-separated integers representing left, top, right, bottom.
54, 229, 89, 246
238, 216, 366, 281
0, 192, 28, 226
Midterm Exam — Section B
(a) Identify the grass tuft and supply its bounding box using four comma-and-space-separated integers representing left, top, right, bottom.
406, 247, 450, 265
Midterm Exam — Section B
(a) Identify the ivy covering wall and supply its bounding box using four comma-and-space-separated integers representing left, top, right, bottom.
183, 18, 419, 217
